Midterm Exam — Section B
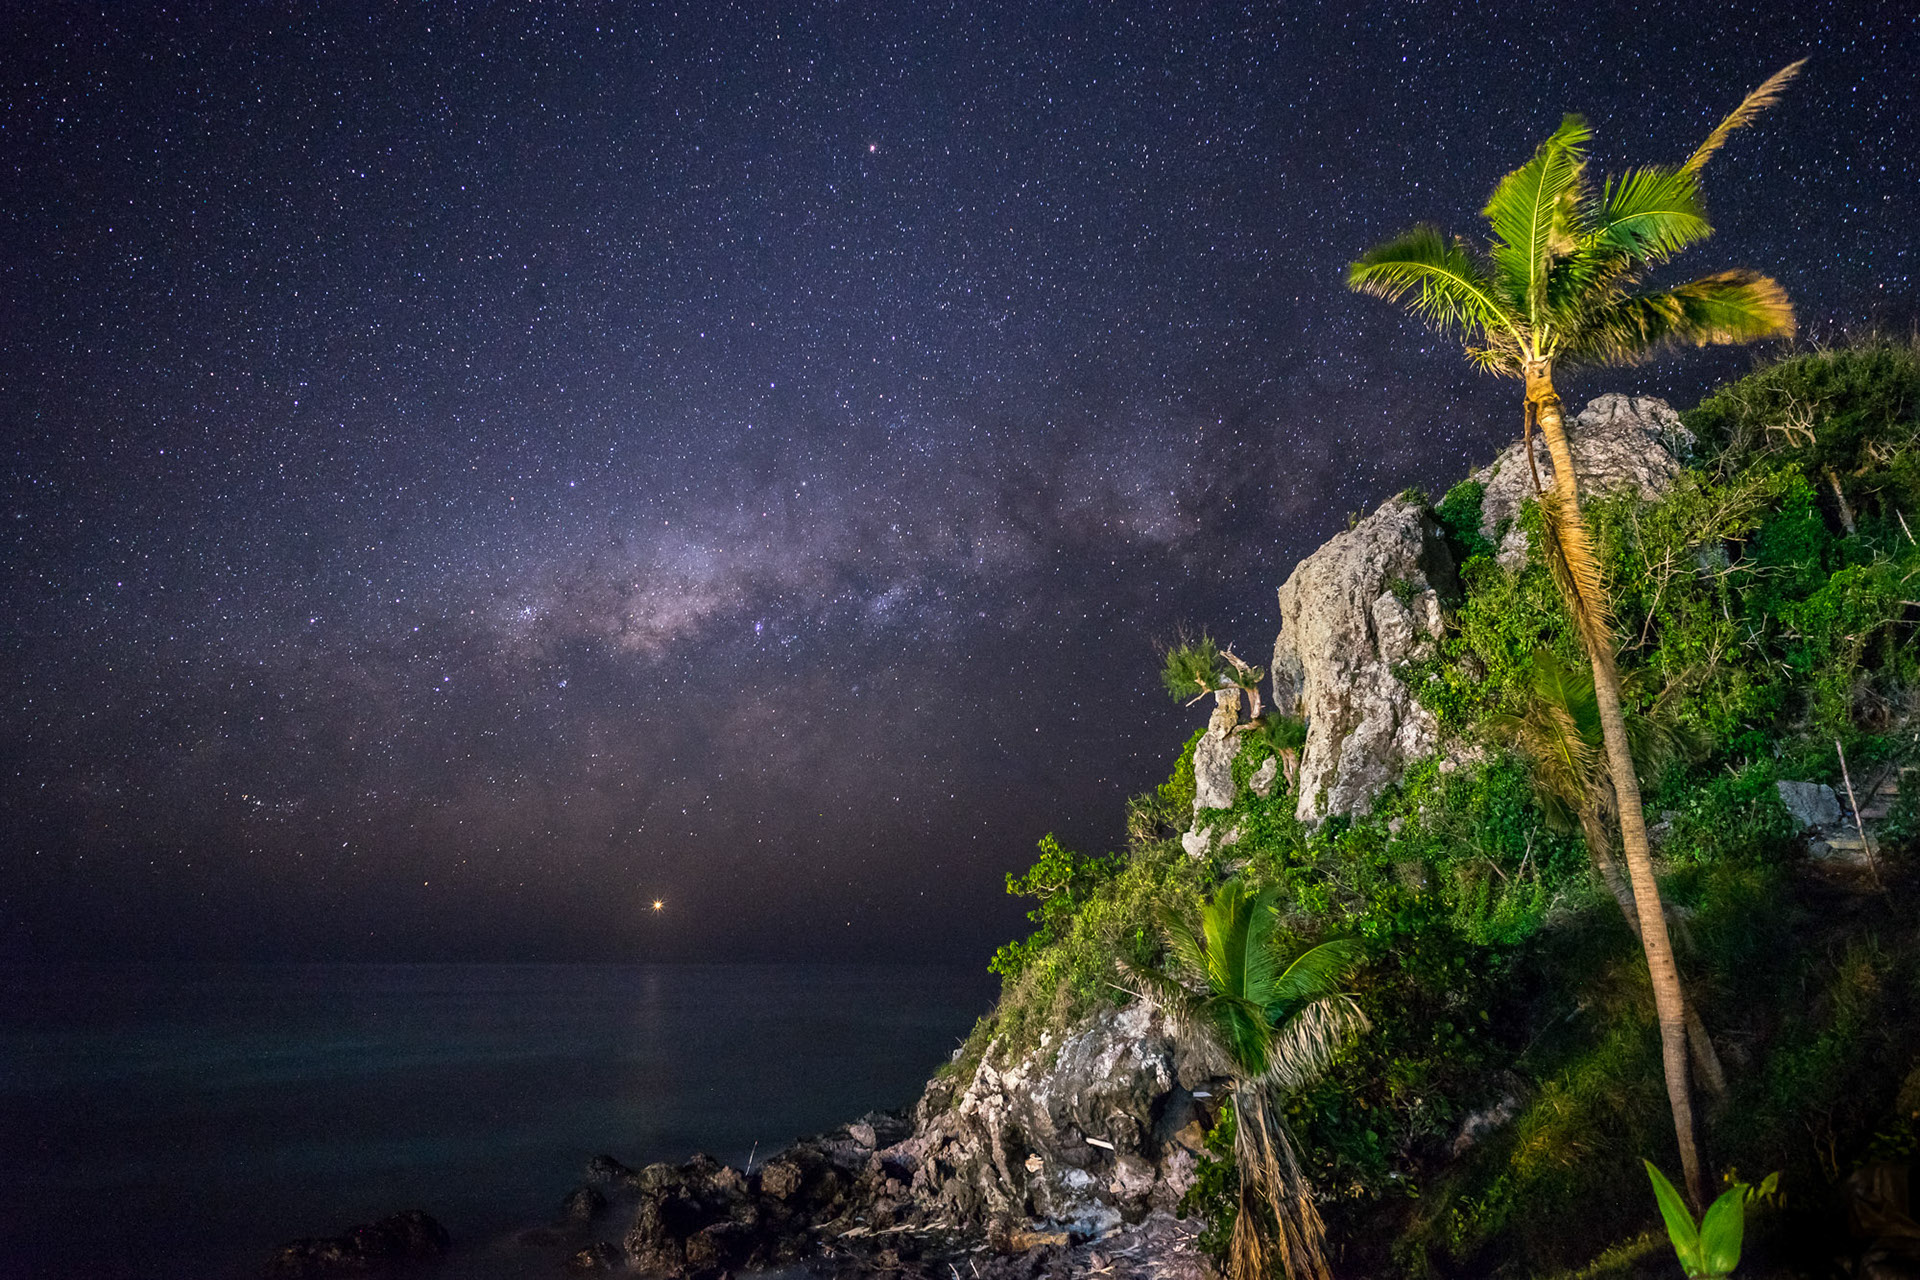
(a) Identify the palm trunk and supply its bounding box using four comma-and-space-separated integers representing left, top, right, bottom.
1579, 810, 1728, 1100
1527, 361, 1706, 1210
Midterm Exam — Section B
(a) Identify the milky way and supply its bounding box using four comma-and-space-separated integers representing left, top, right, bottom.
3, 1, 1913, 960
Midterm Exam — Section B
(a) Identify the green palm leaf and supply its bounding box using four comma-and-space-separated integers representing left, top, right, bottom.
1681, 59, 1806, 178
1266, 936, 1366, 1011
1347, 226, 1518, 346
1562, 269, 1794, 364
1483, 114, 1591, 325
1588, 165, 1713, 264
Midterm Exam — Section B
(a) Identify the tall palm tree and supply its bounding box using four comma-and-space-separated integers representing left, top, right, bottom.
1127, 881, 1369, 1280
1488, 650, 1725, 1099
1347, 63, 1801, 1208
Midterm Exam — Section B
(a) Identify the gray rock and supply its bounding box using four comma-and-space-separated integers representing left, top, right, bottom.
1777, 780, 1842, 831
1179, 825, 1212, 860
1248, 756, 1279, 798
901, 1002, 1204, 1237
1473, 394, 1694, 569
1272, 496, 1456, 824
1267, 394, 1696, 826
1190, 728, 1239, 813
1451, 1084, 1529, 1157
265, 1211, 450, 1277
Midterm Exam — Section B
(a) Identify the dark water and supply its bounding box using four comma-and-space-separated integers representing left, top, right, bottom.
0, 963, 995, 1280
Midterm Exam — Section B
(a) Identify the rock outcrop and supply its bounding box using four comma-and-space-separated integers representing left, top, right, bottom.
1272, 495, 1456, 824
1271, 394, 1693, 825
902, 1002, 1218, 1239
1474, 393, 1694, 568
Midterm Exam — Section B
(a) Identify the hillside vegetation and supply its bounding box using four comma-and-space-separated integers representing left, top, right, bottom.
957, 343, 1920, 1278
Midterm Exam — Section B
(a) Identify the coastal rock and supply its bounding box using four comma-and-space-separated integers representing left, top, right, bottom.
565, 1240, 622, 1272
900, 1002, 1222, 1240
562, 1185, 608, 1223
1272, 495, 1456, 824
1473, 394, 1694, 568
584, 1153, 637, 1187
264, 1210, 450, 1277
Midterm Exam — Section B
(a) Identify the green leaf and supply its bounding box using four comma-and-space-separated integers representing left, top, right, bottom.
1588, 165, 1711, 264
1346, 226, 1517, 350
1483, 114, 1591, 325
1644, 1160, 1703, 1274
1698, 1186, 1747, 1278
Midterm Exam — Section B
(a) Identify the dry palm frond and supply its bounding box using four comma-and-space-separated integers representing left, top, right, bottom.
1537, 491, 1616, 661
1681, 60, 1807, 178
1260, 995, 1371, 1094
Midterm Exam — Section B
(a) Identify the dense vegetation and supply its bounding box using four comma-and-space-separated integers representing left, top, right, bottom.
955, 343, 1920, 1278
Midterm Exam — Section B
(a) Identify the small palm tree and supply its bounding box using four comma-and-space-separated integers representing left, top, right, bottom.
1348, 63, 1802, 1207
1489, 651, 1726, 1098
1127, 881, 1368, 1280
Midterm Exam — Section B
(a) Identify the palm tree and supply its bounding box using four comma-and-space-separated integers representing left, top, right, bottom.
1347, 63, 1802, 1207
1127, 881, 1369, 1280
1488, 650, 1726, 1099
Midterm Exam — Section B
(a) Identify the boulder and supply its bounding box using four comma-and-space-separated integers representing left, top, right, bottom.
1473, 394, 1694, 569
565, 1240, 622, 1272
1190, 728, 1240, 814
1272, 495, 1455, 824
583, 1153, 636, 1186
1778, 780, 1843, 830
264, 1210, 450, 1277
561, 1184, 608, 1224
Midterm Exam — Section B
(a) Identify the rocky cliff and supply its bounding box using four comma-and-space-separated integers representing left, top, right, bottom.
1270, 393, 1692, 825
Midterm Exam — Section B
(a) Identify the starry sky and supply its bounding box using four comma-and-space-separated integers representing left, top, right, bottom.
3, 2, 1913, 962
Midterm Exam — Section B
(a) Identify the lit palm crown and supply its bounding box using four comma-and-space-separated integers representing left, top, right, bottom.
1348, 63, 1803, 376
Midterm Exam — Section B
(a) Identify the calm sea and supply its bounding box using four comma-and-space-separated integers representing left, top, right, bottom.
0, 962, 995, 1280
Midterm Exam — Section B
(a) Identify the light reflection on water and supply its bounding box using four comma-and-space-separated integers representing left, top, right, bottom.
0, 962, 992, 1280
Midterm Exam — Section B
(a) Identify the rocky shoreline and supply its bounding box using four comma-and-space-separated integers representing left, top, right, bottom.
493, 1002, 1222, 1279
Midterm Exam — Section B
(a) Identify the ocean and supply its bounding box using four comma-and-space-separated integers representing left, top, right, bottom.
0, 962, 995, 1279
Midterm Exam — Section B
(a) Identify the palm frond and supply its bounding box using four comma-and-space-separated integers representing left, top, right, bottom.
1265, 936, 1365, 1010
1681, 60, 1807, 178
1117, 956, 1214, 1038
1348, 226, 1517, 346
1260, 995, 1371, 1094
1483, 114, 1591, 324
1587, 165, 1712, 264
1562, 270, 1795, 365
1538, 492, 1615, 660
1467, 342, 1524, 378
1212, 993, 1282, 1078
1157, 904, 1211, 987
1237, 889, 1284, 1004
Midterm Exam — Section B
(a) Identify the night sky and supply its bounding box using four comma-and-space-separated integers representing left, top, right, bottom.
3, 2, 1913, 963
